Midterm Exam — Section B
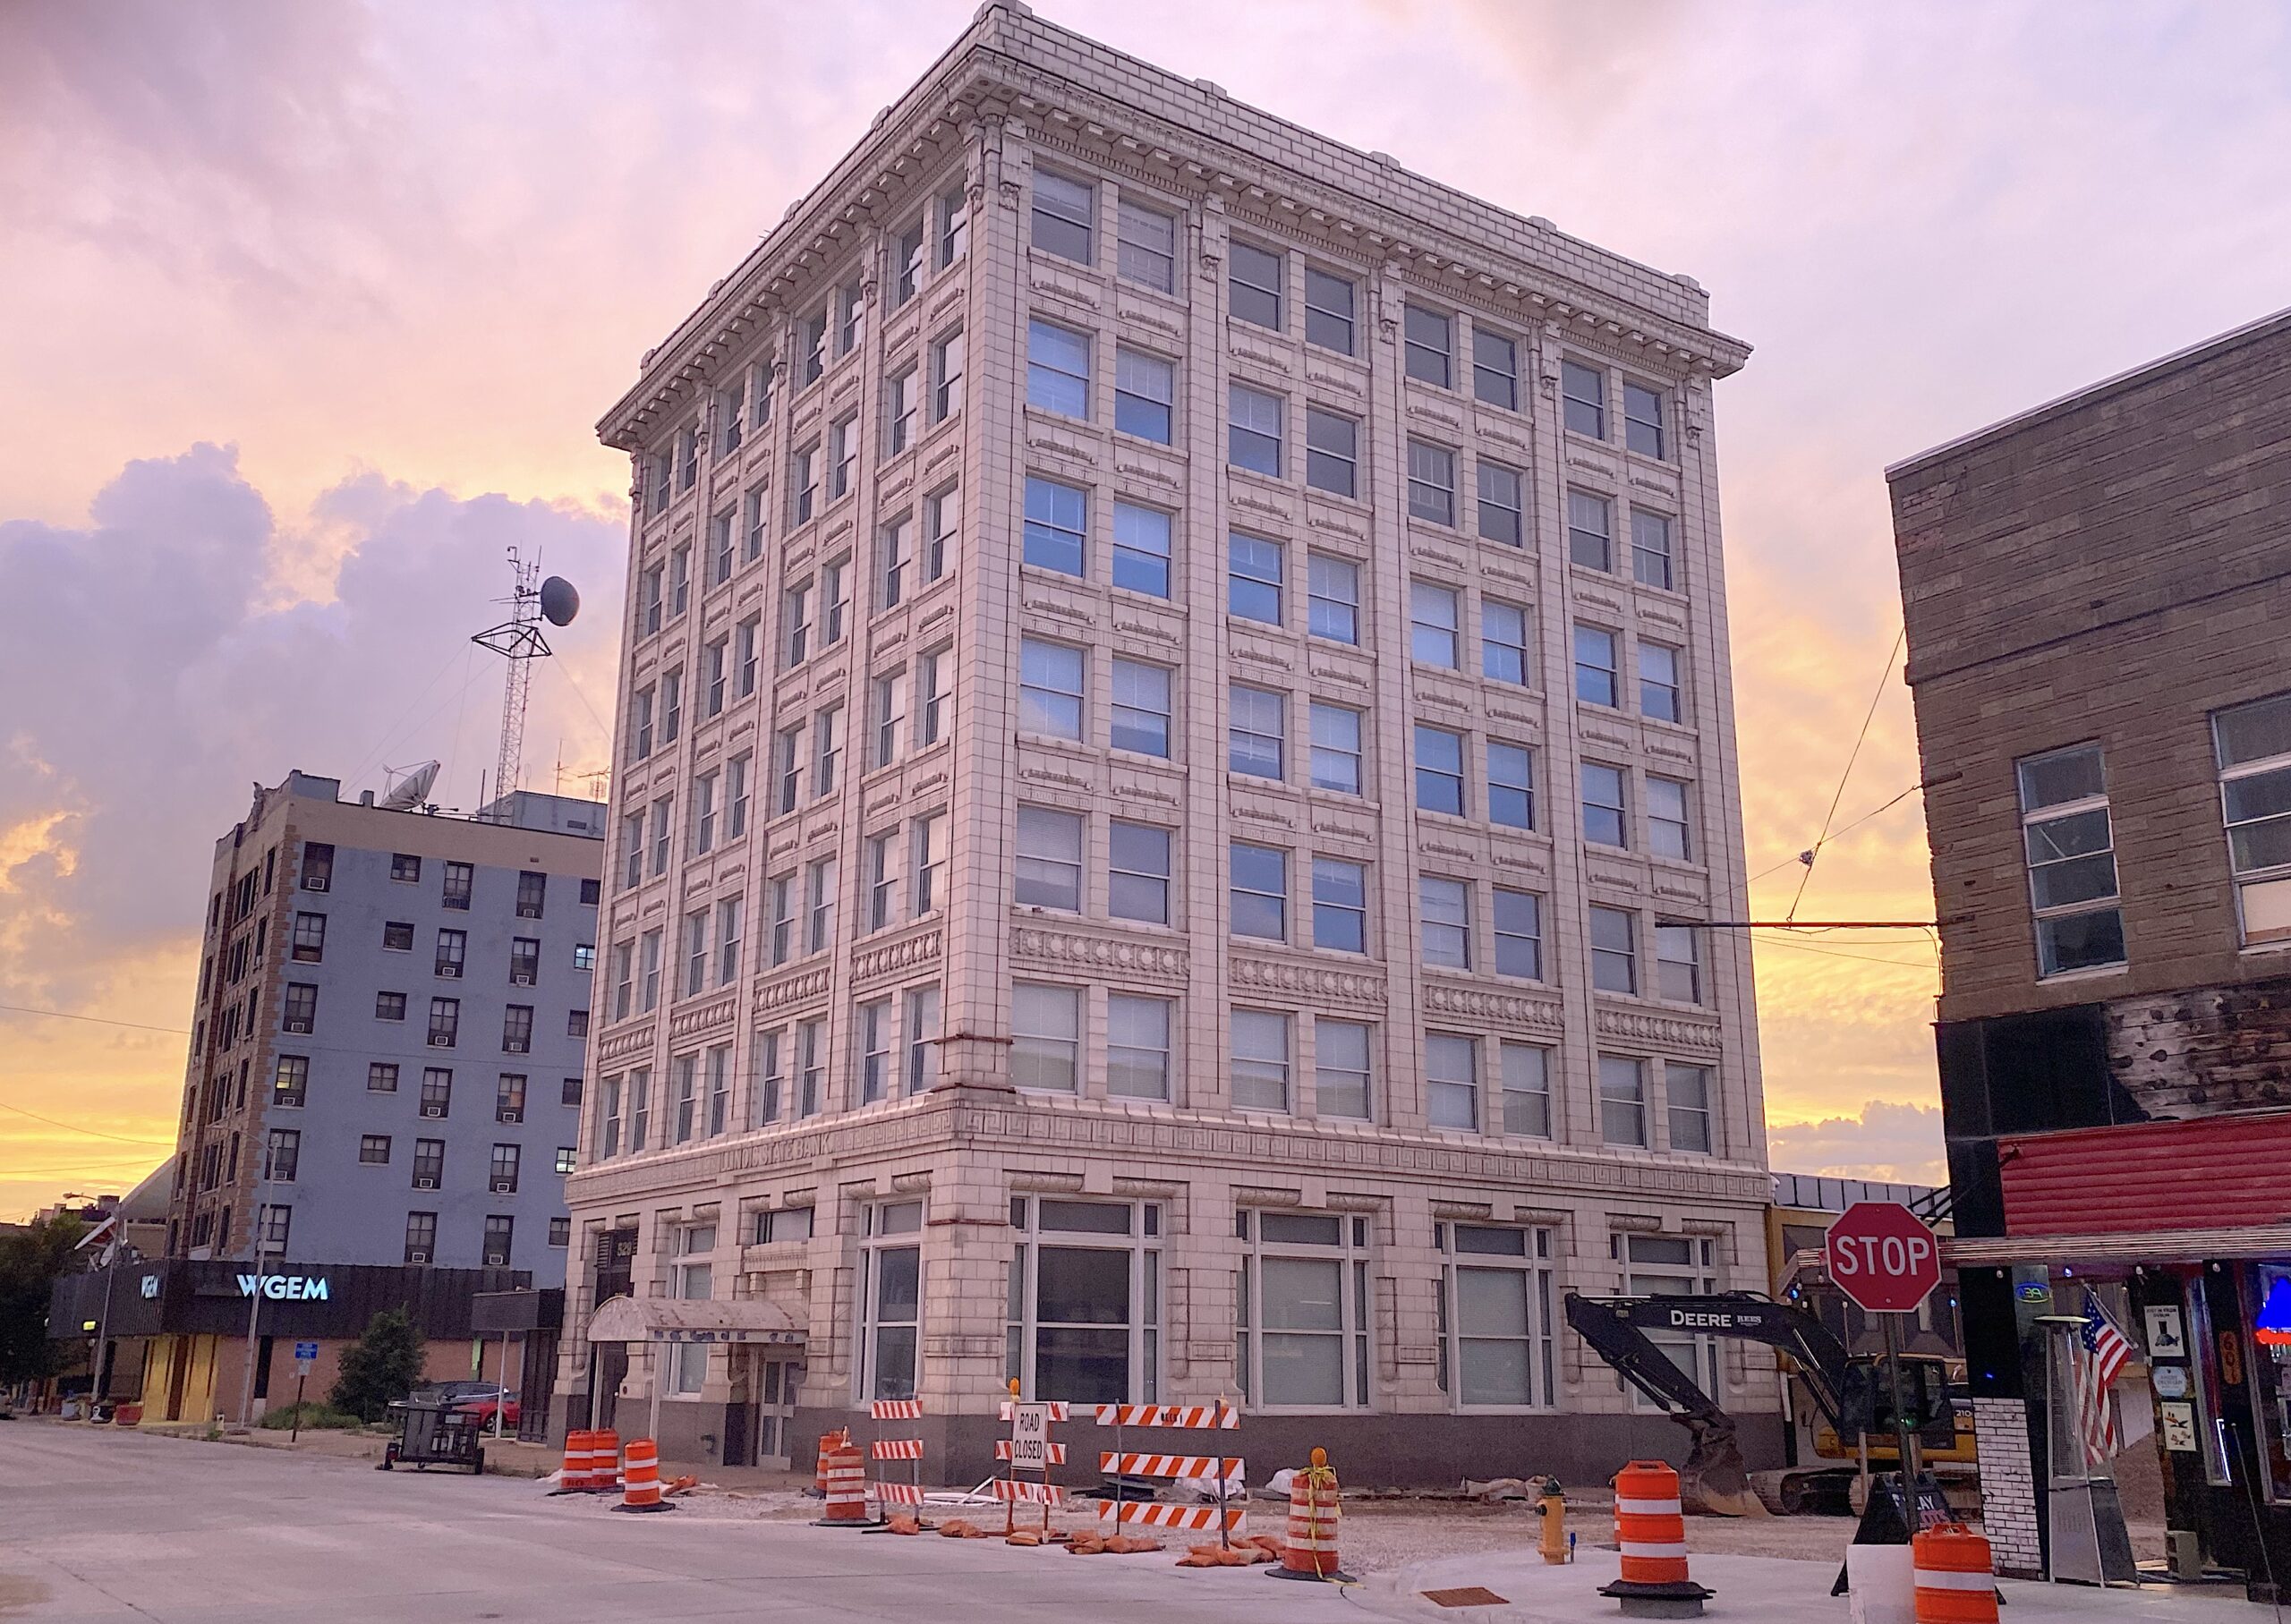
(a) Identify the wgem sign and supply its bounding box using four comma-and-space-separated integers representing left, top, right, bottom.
235, 1274, 330, 1301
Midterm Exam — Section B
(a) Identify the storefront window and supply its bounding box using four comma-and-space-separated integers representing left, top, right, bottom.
2184, 1273, 2235, 1486
1613, 1231, 1719, 1407
1005, 1196, 1159, 1405
1234, 1211, 1371, 1409
860, 1201, 923, 1401
2250, 1264, 2291, 1501
673, 1225, 715, 1393
1436, 1223, 1556, 1408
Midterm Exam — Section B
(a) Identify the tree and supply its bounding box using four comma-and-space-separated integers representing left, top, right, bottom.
0, 1214, 86, 1386
330, 1306, 425, 1422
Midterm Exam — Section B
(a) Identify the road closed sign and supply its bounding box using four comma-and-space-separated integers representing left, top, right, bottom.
1827, 1200, 1942, 1314
1009, 1402, 1052, 1470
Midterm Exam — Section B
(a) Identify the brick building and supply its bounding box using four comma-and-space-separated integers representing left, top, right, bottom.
563, 3, 1770, 1484
1889, 306, 2291, 1589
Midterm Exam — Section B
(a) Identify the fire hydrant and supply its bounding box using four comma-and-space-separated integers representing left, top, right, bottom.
1538, 1476, 1569, 1563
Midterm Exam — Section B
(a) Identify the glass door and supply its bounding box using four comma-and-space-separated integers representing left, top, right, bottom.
755, 1356, 803, 1467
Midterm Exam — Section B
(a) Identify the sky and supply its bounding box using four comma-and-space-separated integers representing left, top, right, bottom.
4, 0, 2289, 1219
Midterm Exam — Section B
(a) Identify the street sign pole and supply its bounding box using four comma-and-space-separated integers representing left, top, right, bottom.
290, 1371, 308, 1442
1883, 1311, 1914, 1523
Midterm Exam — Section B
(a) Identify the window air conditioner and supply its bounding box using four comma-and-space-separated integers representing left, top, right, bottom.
307, 878, 328, 892
511, 973, 533, 986
285, 1018, 311, 1033
490, 1178, 515, 1195
413, 1176, 438, 1189
439, 965, 461, 978
497, 1110, 521, 1125
407, 1248, 430, 1263
485, 1252, 507, 1266
507, 1041, 528, 1055
421, 1104, 446, 1118
429, 1035, 453, 1048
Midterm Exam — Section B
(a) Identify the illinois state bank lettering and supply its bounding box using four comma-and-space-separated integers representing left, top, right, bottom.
236, 1273, 330, 1301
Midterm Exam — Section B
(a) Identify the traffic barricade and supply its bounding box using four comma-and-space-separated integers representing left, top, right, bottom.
869, 1399, 928, 1513
1094, 1401, 1244, 1544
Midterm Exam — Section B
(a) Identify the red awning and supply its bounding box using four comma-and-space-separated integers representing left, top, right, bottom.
2000, 1110, 2291, 1237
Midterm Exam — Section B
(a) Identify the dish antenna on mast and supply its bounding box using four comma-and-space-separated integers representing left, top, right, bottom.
379, 761, 441, 812
471, 550, 579, 821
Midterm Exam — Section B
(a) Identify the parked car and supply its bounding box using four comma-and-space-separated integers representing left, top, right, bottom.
412, 1380, 519, 1429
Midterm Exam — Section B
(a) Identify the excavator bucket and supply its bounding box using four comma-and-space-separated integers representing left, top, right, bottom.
1680, 1433, 1767, 1518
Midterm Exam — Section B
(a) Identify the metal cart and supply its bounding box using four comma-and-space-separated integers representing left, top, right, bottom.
379, 1395, 487, 1474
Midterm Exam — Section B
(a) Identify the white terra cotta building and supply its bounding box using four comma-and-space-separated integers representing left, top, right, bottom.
558, 1, 1774, 1486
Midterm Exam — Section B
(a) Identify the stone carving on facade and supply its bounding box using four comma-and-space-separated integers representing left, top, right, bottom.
1010, 924, 1188, 982
669, 995, 739, 1042
1420, 980, 1564, 1033
754, 966, 832, 1016
852, 928, 944, 984
1228, 955, 1386, 1009
598, 1023, 657, 1063
1593, 1005, 1724, 1054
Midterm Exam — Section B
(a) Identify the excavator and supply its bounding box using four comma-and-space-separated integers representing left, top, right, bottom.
1563, 1290, 1971, 1517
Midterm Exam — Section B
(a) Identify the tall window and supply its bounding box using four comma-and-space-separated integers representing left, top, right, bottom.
1019, 640, 1085, 739
1489, 743, 1535, 830
1031, 170, 1094, 262
1419, 877, 1471, 969
1228, 533, 1283, 624
891, 220, 924, 307
1472, 327, 1519, 409
860, 1201, 924, 1400
1482, 600, 1530, 685
884, 367, 917, 455
1023, 475, 1086, 575
1026, 319, 1091, 419
672, 1224, 715, 1390
1312, 858, 1367, 953
1106, 995, 1173, 1101
1231, 1010, 1291, 1111
1016, 806, 1083, 912
1500, 1043, 1552, 1137
865, 832, 898, 931
2216, 693, 2291, 946
1111, 659, 1172, 758
910, 813, 948, 917
1436, 1223, 1556, 1408
1229, 685, 1285, 779
1114, 347, 1174, 443
1314, 1021, 1373, 1119
937, 185, 967, 267
1109, 821, 1171, 924
873, 672, 905, 768
836, 278, 864, 356
1307, 554, 1358, 644
2017, 743, 2125, 975
1229, 379, 1285, 477
879, 515, 914, 611
1590, 906, 1637, 993
923, 486, 957, 582
1614, 1233, 1721, 1402
1305, 407, 1358, 498
1478, 461, 1524, 546
805, 858, 837, 953
1624, 381, 1667, 458
1425, 1033, 1478, 1130
1230, 843, 1289, 942
1648, 778, 1694, 861
1562, 359, 1605, 438
1117, 197, 1176, 292
1599, 1055, 1648, 1146
856, 997, 894, 1103
1668, 1064, 1715, 1153
1494, 889, 1541, 980
1111, 502, 1171, 598
812, 705, 842, 797
1012, 983, 1081, 1092
1303, 268, 1354, 355
1403, 305, 1452, 387
1568, 490, 1612, 571
1234, 1211, 1371, 1408
903, 985, 941, 1093
1582, 762, 1628, 848
1632, 509, 1675, 589
931, 327, 965, 421
1407, 440, 1456, 525
1414, 724, 1465, 816
1573, 625, 1620, 706
1640, 641, 1683, 722
716, 897, 743, 986
916, 647, 952, 745
1309, 703, 1363, 795
1006, 1195, 1161, 1404
1230, 241, 1282, 328
1410, 581, 1461, 667
1656, 923, 1702, 1004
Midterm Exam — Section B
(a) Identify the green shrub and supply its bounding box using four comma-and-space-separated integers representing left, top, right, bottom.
259, 1401, 359, 1431
329, 1307, 426, 1423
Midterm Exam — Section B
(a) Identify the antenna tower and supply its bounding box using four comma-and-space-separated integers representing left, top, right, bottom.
471, 550, 549, 823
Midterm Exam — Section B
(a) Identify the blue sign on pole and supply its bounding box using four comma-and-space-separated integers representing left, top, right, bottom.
294, 1339, 319, 1362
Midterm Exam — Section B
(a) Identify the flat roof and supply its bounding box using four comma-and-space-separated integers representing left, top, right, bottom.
1886, 303, 2291, 483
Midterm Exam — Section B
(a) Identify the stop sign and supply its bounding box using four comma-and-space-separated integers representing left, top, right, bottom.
1826, 1200, 1941, 1314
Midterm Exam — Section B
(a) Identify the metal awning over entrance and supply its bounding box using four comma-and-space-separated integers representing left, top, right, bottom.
585, 1294, 805, 1346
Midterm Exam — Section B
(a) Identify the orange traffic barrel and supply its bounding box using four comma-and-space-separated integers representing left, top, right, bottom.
590, 1427, 621, 1493
614, 1437, 671, 1512
1913, 1523, 1998, 1623
1269, 1448, 1354, 1582
550, 1429, 592, 1494
815, 1440, 878, 1526
1597, 1461, 1712, 1617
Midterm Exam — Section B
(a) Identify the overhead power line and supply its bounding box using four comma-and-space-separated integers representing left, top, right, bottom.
0, 1002, 191, 1036
0, 1100, 175, 1146
1785, 624, 1909, 923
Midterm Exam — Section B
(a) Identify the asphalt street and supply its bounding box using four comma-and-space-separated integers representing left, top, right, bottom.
0, 1424, 1358, 1623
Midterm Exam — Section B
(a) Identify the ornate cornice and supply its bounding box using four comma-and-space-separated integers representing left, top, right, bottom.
1228, 955, 1385, 1010
668, 994, 738, 1045
754, 965, 832, 1016
853, 927, 943, 985
597, 1022, 657, 1063
1421, 982, 1564, 1034
1010, 924, 1187, 982
1594, 1005, 1725, 1055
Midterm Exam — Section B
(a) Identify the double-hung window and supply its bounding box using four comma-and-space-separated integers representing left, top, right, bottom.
1230, 844, 1288, 942
1414, 724, 1466, 816
1567, 490, 1613, 571
2017, 744, 2125, 975
910, 814, 948, 918
1410, 581, 1461, 667
1314, 1021, 1372, 1119
1111, 502, 1171, 598
1114, 347, 1174, 443
1582, 762, 1628, 848
1312, 858, 1367, 953
1026, 319, 1091, 418
1229, 384, 1284, 477
1117, 197, 1176, 292
1231, 1011, 1291, 1111
1305, 407, 1358, 498
1303, 268, 1354, 354
1472, 327, 1519, 409
1648, 777, 1694, 861
1494, 888, 1542, 980
937, 186, 967, 267
1562, 359, 1605, 437
1589, 906, 1637, 993
1488, 743, 1535, 830
879, 514, 914, 610
1011, 984, 1081, 1092
1573, 625, 1620, 706
1111, 659, 1172, 758
1632, 509, 1675, 589
931, 327, 965, 421
1109, 821, 1171, 924
1106, 995, 1173, 1101
1624, 381, 1667, 458
1657, 923, 1702, 1005
1018, 639, 1085, 740
1425, 1033, 1478, 1130
1403, 305, 1452, 387
1640, 642, 1683, 722
1229, 685, 1285, 779
1309, 702, 1364, 795
2216, 693, 2291, 946
1599, 1056, 1647, 1146
1407, 440, 1456, 525
1229, 533, 1283, 624
1667, 1064, 1715, 1152
1307, 553, 1358, 644
1230, 242, 1282, 329
885, 366, 918, 455
1419, 876, 1471, 969
1032, 171, 1094, 262
1478, 461, 1524, 545
1482, 600, 1530, 685
1022, 475, 1086, 576
1016, 806, 1083, 912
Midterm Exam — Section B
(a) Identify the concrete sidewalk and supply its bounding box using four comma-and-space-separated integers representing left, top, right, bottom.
1358, 1548, 2270, 1621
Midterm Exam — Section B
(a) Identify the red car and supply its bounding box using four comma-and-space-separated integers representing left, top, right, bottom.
436, 1382, 520, 1429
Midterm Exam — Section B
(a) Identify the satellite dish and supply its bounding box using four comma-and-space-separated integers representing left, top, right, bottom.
539, 576, 580, 628
379, 761, 441, 812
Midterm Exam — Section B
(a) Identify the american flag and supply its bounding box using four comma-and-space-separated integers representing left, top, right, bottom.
2072, 1288, 2133, 1469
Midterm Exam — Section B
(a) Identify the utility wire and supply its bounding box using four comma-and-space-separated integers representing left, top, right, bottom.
0, 1002, 190, 1035
1785, 624, 1908, 923
0, 1100, 175, 1145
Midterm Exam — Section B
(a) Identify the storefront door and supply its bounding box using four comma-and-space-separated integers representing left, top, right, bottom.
754, 1355, 803, 1468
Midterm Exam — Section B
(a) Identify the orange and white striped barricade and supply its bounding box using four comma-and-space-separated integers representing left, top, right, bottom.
813, 1438, 880, 1527
1597, 1460, 1710, 1617
549, 1428, 592, 1495
613, 1437, 673, 1513
588, 1427, 622, 1493
868, 1399, 929, 1518
1094, 1400, 1244, 1548
1267, 1448, 1351, 1583
1912, 1523, 1998, 1624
